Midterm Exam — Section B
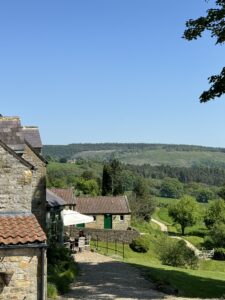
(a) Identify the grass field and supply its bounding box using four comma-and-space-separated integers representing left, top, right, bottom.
67, 148, 225, 168
152, 197, 209, 248
92, 222, 225, 298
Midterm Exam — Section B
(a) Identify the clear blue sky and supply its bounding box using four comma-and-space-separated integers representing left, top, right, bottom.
0, 1, 224, 146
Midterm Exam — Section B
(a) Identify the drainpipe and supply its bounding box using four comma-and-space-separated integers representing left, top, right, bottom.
41, 246, 46, 300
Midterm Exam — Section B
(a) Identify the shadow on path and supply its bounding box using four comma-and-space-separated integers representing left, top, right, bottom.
62, 259, 168, 300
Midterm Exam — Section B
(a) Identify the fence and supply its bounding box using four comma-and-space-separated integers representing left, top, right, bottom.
198, 249, 214, 259
91, 235, 125, 259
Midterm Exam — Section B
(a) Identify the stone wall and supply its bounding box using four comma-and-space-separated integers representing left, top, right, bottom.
71, 227, 139, 244
84, 214, 131, 230
22, 145, 46, 229
0, 247, 46, 300
112, 215, 131, 230
0, 146, 33, 212
85, 215, 104, 229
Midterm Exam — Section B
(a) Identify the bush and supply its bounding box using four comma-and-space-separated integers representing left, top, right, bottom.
47, 244, 79, 295
213, 248, 225, 260
47, 283, 58, 299
157, 237, 198, 269
209, 222, 225, 247
129, 236, 149, 253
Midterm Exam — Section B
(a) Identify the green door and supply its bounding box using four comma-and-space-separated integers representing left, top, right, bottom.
104, 214, 112, 229
76, 223, 85, 228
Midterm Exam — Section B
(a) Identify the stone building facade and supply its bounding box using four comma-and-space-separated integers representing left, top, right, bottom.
76, 196, 131, 230
0, 248, 44, 300
0, 116, 47, 300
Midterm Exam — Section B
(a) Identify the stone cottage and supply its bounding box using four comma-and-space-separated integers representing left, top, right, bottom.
0, 117, 47, 229
0, 116, 47, 299
75, 196, 131, 230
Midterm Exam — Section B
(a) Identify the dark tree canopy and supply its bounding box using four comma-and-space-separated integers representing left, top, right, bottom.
183, 0, 225, 102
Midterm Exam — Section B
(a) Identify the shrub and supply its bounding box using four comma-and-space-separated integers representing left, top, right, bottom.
47, 283, 58, 299
209, 222, 225, 247
157, 237, 198, 269
47, 244, 79, 295
129, 236, 149, 253
213, 248, 225, 260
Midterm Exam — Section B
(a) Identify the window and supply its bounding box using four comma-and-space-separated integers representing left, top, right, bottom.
92, 215, 96, 222
120, 215, 124, 222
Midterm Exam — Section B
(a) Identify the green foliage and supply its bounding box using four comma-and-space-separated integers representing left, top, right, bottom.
129, 236, 150, 253
183, 0, 225, 102
204, 199, 225, 229
47, 283, 58, 299
102, 159, 125, 196
130, 177, 156, 222
160, 178, 184, 199
218, 184, 225, 200
209, 222, 225, 248
47, 244, 78, 295
214, 248, 225, 260
157, 237, 198, 269
195, 188, 215, 203
168, 195, 199, 235
75, 178, 100, 196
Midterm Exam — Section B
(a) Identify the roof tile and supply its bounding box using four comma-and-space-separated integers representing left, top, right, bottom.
76, 196, 131, 214
0, 213, 46, 245
50, 188, 76, 205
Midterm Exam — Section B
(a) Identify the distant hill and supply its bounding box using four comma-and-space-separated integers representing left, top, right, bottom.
43, 143, 225, 168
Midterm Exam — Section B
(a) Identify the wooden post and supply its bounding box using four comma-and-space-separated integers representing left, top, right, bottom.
106, 234, 108, 255
97, 235, 98, 251
123, 242, 125, 259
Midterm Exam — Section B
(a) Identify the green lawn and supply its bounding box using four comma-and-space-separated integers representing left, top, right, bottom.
92, 221, 225, 298
152, 199, 209, 248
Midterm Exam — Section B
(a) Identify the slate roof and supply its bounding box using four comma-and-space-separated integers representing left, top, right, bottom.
50, 188, 76, 205
0, 213, 46, 245
76, 196, 131, 214
46, 189, 66, 207
0, 117, 24, 152
23, 126, 42, 150
0, 116, 43, 152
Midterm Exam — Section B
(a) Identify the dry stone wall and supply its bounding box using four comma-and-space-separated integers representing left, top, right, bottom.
71, 227, 139, 244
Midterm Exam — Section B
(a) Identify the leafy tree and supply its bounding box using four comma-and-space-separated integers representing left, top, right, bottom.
218, 184, 225, 200
102, 159, 124, 196
209, 221, 225, 247
196, 188, 215, 203
130, 177, 156, 222
168, 195, 199, 235
183, 0, 225, 102
160, 178, 184, 199
59, 157, 67, 163
81, 170, 95, 180
204, 199, 225, 228
157, 237, 198, 269
75, 178, 100, 196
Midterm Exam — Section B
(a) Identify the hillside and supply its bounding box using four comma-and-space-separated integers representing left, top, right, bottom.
43, 143, 225, 168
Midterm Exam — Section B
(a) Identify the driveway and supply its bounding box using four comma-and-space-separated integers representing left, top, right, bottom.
60, 251, 207, 300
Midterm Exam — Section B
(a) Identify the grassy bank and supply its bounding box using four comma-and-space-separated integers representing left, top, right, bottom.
92, 221, 225, 298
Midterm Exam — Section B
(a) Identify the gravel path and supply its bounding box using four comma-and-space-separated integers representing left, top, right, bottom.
151, 218, 168, 232
61, 251, 166, 299
59, 251, 212, 300
151, 219, 200, 255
